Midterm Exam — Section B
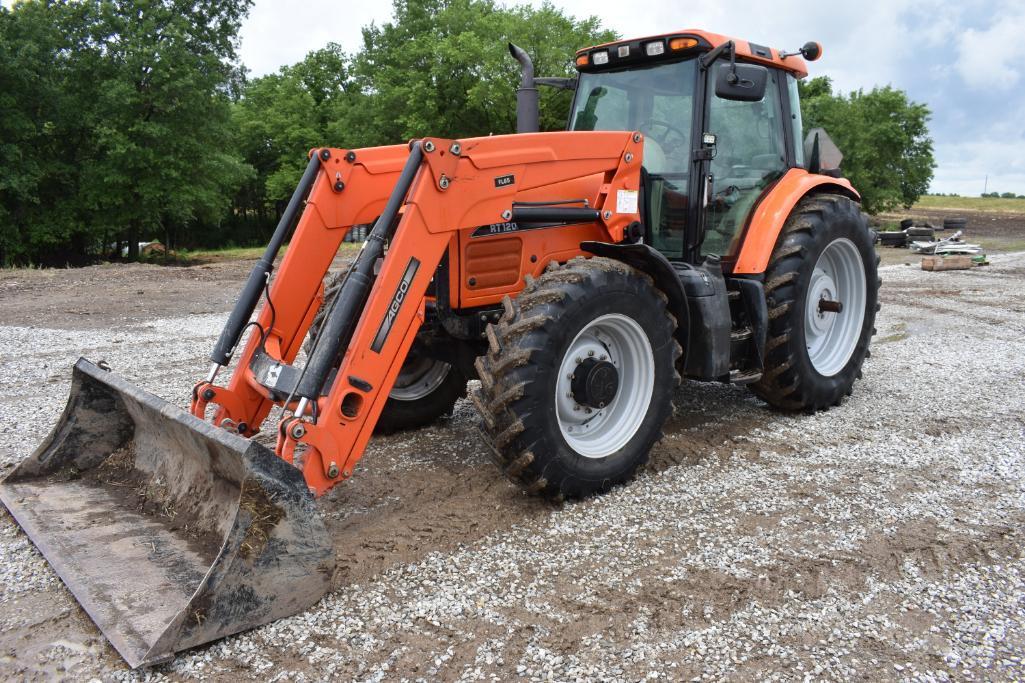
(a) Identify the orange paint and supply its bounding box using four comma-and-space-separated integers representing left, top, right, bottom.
730, 169, 859, 274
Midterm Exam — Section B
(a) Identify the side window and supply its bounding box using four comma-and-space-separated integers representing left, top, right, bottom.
786, 74, 805, 168
702, 70, 788, 258
571, 86, 629, 131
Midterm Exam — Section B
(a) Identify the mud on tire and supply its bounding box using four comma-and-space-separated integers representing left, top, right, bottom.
472, 257, 681, 500
750, 193, 880, 412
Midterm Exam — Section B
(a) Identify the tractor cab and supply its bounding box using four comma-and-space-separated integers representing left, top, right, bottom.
563, 31, 818, 268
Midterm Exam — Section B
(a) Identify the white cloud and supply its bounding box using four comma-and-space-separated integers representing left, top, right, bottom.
237, 1, 394, 77
955, 2, 1025, 91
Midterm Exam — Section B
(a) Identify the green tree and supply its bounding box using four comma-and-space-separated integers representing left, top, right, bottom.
0, 1, 95, 265
331, 0, 615, 147
232, 44, 349, 210
77, 0, 253, 259
799, 76, 935, 213
0, 0, 253, 264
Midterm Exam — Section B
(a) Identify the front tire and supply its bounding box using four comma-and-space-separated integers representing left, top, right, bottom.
750, 193, 879, 411
472, 257, 681, 499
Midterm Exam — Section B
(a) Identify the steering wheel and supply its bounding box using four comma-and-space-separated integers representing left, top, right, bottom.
640, 119, 689, 155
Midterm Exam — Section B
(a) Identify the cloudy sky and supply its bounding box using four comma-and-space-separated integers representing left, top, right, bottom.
240, 1, 1022, 195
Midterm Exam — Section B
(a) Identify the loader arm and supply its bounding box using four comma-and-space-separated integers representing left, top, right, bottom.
195, 131, 644, 496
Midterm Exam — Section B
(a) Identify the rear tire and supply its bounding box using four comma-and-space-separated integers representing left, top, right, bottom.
306, 270, 466, 434
374, 346, 467, 435
750, 193, 879, 411
472, 257, 681, 500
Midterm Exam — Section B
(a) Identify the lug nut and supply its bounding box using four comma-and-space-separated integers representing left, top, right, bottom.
423, 140, 436, 152
588, 350, 594, 357
450, 142, 461, 155
575, 357, 582, 364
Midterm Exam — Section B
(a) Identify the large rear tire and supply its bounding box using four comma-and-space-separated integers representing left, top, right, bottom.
306, 270, 466, 434
750, 193, 879, 411
472, 257, 681, 500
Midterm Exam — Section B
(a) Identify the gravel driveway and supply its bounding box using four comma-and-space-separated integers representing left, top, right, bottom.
0, 253, 1023, 680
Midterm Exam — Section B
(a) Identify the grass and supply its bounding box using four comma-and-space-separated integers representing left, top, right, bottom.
914, 195, 1025, 213
164, 241, 361, 265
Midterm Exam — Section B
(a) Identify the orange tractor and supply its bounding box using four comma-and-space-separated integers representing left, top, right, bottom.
0, 30, 878, 666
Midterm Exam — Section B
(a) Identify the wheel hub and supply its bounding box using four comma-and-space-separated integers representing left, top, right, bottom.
571, 358, 619, 409
803, 238, 867, 377
807, 270, 837, 336
554, 313, 656, 459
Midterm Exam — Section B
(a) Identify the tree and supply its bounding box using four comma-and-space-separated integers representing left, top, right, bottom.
330, 0, 615, 147
0, 0, 253, 265
232, 44, 348, 208
76, 0, 253, 259
799, 77, 935, 214
0, 1, 95, 265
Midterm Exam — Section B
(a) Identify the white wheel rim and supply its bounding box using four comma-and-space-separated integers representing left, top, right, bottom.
389, 357, 451, 401
804, 238, 866, 377
555, 313, 655, 458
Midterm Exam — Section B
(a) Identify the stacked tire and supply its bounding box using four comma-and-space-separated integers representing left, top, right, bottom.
906, 226, 935, 242
943, 217, 967, 231
878, 231, 908, 247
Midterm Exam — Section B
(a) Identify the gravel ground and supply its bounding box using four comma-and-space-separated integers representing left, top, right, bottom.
0, 253, 1023, 680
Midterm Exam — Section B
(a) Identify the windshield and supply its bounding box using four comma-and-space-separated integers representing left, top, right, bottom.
569, 59, 697, 175
570, 59, 698, 257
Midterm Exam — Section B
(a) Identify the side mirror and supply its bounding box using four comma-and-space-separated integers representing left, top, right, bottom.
714, 62, 768, 102
800, 41, 822, 61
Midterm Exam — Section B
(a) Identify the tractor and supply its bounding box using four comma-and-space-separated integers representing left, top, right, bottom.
0, 29, 878, 667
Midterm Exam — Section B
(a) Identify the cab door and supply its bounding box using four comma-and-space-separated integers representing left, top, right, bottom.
698, 68, 789, 260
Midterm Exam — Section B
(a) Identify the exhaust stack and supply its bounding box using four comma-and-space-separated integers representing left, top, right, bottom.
508, 43, 539, 133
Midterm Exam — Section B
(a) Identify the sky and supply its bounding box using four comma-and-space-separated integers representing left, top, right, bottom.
239, 0, 1019, 196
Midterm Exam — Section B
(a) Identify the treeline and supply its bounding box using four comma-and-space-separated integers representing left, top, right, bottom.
0, 0, 611, 266
2, 1, 936, 266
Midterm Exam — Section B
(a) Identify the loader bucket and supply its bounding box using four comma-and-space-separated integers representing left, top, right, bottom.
0, 358, 335, 668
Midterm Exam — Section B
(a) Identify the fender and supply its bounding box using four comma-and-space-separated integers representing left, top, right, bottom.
731, 168, 860, 274
581, 241, 690, 365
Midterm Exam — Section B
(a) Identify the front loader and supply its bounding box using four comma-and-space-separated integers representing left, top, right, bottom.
0, 30, 878, 667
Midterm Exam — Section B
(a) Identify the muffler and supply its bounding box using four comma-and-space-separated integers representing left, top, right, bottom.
0, 358, 334, 668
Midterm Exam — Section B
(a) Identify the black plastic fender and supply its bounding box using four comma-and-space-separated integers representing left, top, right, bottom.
581, 241, 690, 366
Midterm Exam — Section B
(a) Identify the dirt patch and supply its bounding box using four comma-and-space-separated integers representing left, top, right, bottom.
0, 254, 354, 330
65, 443, 226, 561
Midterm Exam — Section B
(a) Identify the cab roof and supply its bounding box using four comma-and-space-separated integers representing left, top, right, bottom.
575, 29, 810, 78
